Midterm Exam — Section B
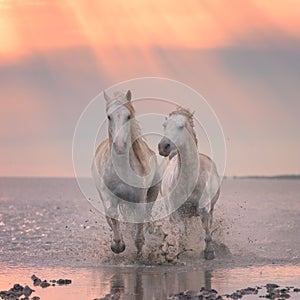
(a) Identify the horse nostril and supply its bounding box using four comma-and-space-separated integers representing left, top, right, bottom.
165, 143, 170, 150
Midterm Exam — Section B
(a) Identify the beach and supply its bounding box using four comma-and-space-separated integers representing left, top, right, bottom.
0, 177, 299, 299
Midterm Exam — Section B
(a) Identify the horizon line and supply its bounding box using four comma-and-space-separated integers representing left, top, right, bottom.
0, 174, 300, 180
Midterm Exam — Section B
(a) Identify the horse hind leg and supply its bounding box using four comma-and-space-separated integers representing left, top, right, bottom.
134, 223, 145, 259
133, 182, 160, 259
106, 206, 125, 254
198, 207, 215, 260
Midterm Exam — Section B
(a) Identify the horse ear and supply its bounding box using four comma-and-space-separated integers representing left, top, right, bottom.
103, 90, 110, 102
126, 90, 132, 101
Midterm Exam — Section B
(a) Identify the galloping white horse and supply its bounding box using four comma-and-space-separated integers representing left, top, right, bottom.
92, 90, 160, 257
158, 107, 221, 260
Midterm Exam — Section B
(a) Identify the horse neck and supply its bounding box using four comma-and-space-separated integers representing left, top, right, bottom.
130, 121, 148, 175
108, 124, 147, 176
177, 132, 198, 184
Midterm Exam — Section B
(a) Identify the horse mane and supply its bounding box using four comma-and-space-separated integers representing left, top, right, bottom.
169, 107, 198, 145
106, 91, 150, 174
126, 99, 150, 174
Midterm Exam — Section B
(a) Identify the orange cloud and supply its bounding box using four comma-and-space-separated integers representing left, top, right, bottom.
1, 0, 299, 177
1, 0, 300, 61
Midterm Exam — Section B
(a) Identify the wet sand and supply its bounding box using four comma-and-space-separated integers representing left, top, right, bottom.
0, 178, 300, 299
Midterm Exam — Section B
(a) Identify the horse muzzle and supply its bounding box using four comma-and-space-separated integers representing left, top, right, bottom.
113, 139, 128, 155
158, 138, 172, 157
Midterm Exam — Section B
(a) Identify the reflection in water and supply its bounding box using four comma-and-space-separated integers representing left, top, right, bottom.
205, 270, 212, 290
96, 267, 213, 299
110, 273, 125, 299
1, 265, 300, 300
134, 272, 143, 300
96, 268, 146, 299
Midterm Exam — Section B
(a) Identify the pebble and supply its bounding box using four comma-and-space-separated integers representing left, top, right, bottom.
0, 283, 35, 300
168, 283, 300, 300
168, 287, 224, 300
30, 275, 41, 287
40, 281, 50, 288
0, 275, 72, 300
22, 286, 34, 297
57, 279, 72, 285
266, 284, 280, 290
30, 275, 72, 288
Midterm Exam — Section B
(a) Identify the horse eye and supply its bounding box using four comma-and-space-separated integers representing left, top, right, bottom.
107, 115, 111, 121
127, 115, 131, 120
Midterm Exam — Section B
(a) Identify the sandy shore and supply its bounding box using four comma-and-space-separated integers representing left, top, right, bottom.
0, 177, 299, 269
1, 177, 300, 299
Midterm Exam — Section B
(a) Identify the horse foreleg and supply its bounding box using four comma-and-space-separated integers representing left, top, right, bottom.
106, 207, 125, 254
198, 207, 215, 260
172, 212, 187, 251
134, 223, 145, 259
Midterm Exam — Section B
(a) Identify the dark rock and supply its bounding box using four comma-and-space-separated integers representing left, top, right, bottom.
30, 275, 38, 281
12, 284, 23, 292
266, 284, 280, 290
184, 289, 198, 296
7, 283, 24, 297
0, 284, 27, 300
23, 285, 34, 297
57, 279, 72, 285
280, 293, 290, 298
31, 275, 42, 287
40, 280, 50, 288
239, 287, 258, 295
229, 292, 242, 299
265, 288, 291, 300
164, 283, 300, 300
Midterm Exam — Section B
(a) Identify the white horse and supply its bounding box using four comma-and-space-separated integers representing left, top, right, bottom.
158, 107, 221, 260
92, 90, 160, 257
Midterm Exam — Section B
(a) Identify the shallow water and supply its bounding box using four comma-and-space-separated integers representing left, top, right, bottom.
0, 177, 300, 299
1, 264, 300, 299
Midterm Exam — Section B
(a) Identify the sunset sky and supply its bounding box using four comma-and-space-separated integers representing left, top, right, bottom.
0, 0, 299, 177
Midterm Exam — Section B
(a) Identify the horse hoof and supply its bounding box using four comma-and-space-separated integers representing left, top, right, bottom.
111, 243, 126, 254
204, 250, 215, 260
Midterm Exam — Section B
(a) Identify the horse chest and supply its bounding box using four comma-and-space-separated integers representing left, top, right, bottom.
103, 167, 145, 203
161, 157, 179, 196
